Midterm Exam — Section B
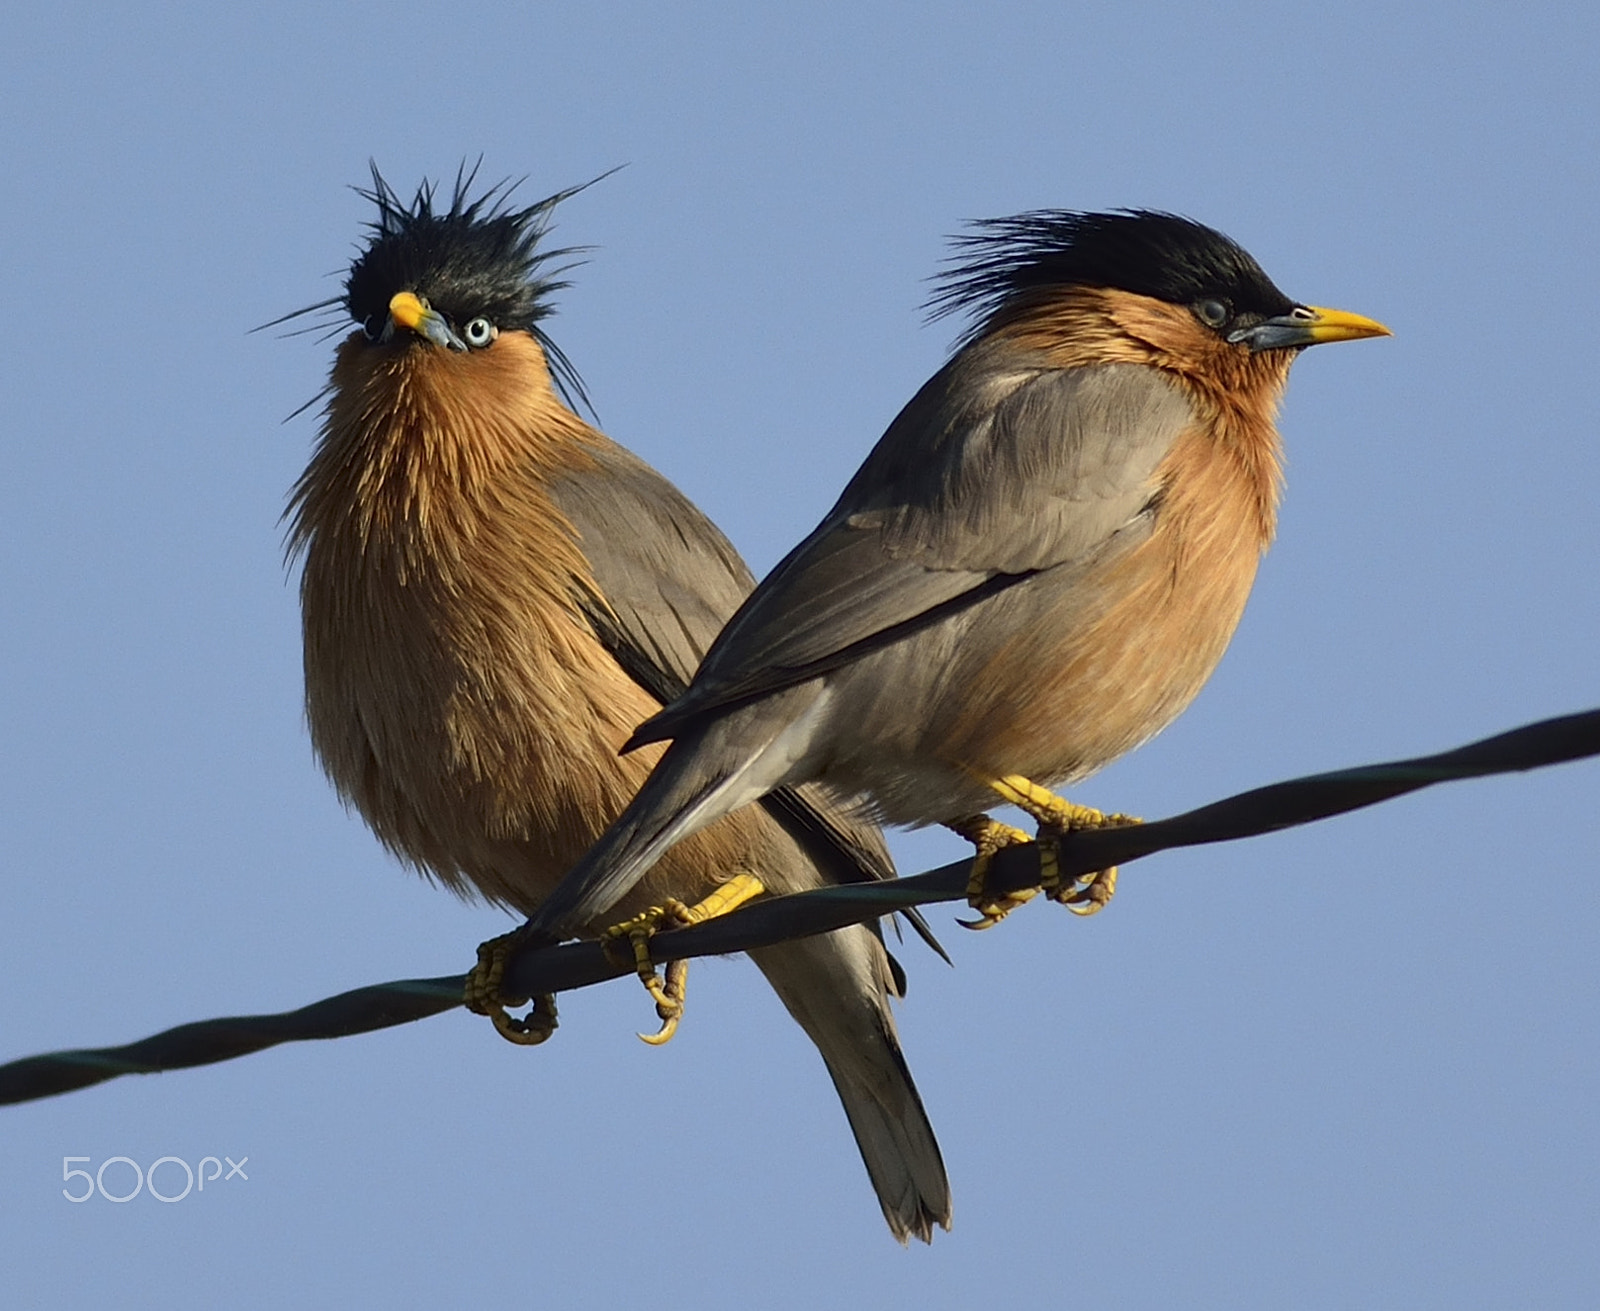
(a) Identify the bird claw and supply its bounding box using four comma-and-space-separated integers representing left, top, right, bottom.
639, 957, 689, 1046
1031, 797, 1132, 918
953, 780, 1141, 928
1050, 863, 1118, 916
990, 775, 1139, 835
949, 814, 1036, 930
601, 873, 767, 1045
603, 900, 695, 1044
957, 891, 1039, 931
464, 928, 558, 1046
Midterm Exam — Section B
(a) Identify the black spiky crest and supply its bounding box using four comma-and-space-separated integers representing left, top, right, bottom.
264, 162, 610, 415
346, 162, 603, 412
927, 209, 1296, 344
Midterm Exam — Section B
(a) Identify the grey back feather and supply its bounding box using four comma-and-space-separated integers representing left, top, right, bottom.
635, 356, 1194, 742
842, 350, 1192, 571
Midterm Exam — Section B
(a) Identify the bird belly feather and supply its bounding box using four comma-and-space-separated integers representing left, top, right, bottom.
808, 422, 1266, 825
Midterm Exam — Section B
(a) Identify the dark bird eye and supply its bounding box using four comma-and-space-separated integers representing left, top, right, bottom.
1195, 299, 1231, 329
362, 313, 385, 341
464, 317, 497, 348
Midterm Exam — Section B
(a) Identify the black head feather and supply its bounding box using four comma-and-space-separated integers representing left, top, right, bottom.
927, 209, 1297, 343
264, 163, 611, 415
345, 162, 606, 413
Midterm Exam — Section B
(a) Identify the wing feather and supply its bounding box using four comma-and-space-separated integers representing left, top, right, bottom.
632, 356, 1193, 745
545, 439, 908, 894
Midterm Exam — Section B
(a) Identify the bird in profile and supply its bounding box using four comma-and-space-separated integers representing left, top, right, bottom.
280, 166, 951, 1243
526, 209, 1391, 943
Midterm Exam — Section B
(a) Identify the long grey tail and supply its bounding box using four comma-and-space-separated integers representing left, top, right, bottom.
749, 924, 951, 1243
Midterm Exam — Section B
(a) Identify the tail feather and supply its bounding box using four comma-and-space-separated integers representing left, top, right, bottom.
749, 925, 951, 1243
530, 692, 821, 937
528, 741, 755, 936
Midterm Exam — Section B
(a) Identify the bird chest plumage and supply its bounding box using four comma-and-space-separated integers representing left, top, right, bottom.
290, 333, 665, 904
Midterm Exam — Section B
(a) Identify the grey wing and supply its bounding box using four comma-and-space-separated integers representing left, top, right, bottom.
546, 438, 755, 703
632, 355, 1195, 744
545, 438, 901, 888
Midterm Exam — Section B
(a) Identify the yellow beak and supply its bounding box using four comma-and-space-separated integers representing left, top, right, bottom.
1230, 304, 1392, 352
386, 291, 467, 351
1299, 305, 1393, 345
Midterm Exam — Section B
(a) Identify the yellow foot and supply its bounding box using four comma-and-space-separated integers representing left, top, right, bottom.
946, 813, 1036, 930
600, 872, 766, 1045
1053, 861, 1118, 917
464, 927, 558, 1046
987, 774, 1142, 919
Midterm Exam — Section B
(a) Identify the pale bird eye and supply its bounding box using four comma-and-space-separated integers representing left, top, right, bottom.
464, 317, 497, 348
1196, 299, 1230, 328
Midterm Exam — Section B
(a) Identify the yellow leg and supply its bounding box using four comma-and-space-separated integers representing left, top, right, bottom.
987, 774, 1142, 919
463, 927, 558, 1046
601, 872, 766, 1045
947, 813, 1037, 930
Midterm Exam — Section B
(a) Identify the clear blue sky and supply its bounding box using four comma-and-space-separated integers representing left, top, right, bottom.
4, 4, 1598, 1307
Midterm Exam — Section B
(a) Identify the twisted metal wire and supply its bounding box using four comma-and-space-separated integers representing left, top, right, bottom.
4, 707, 1596, 1107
